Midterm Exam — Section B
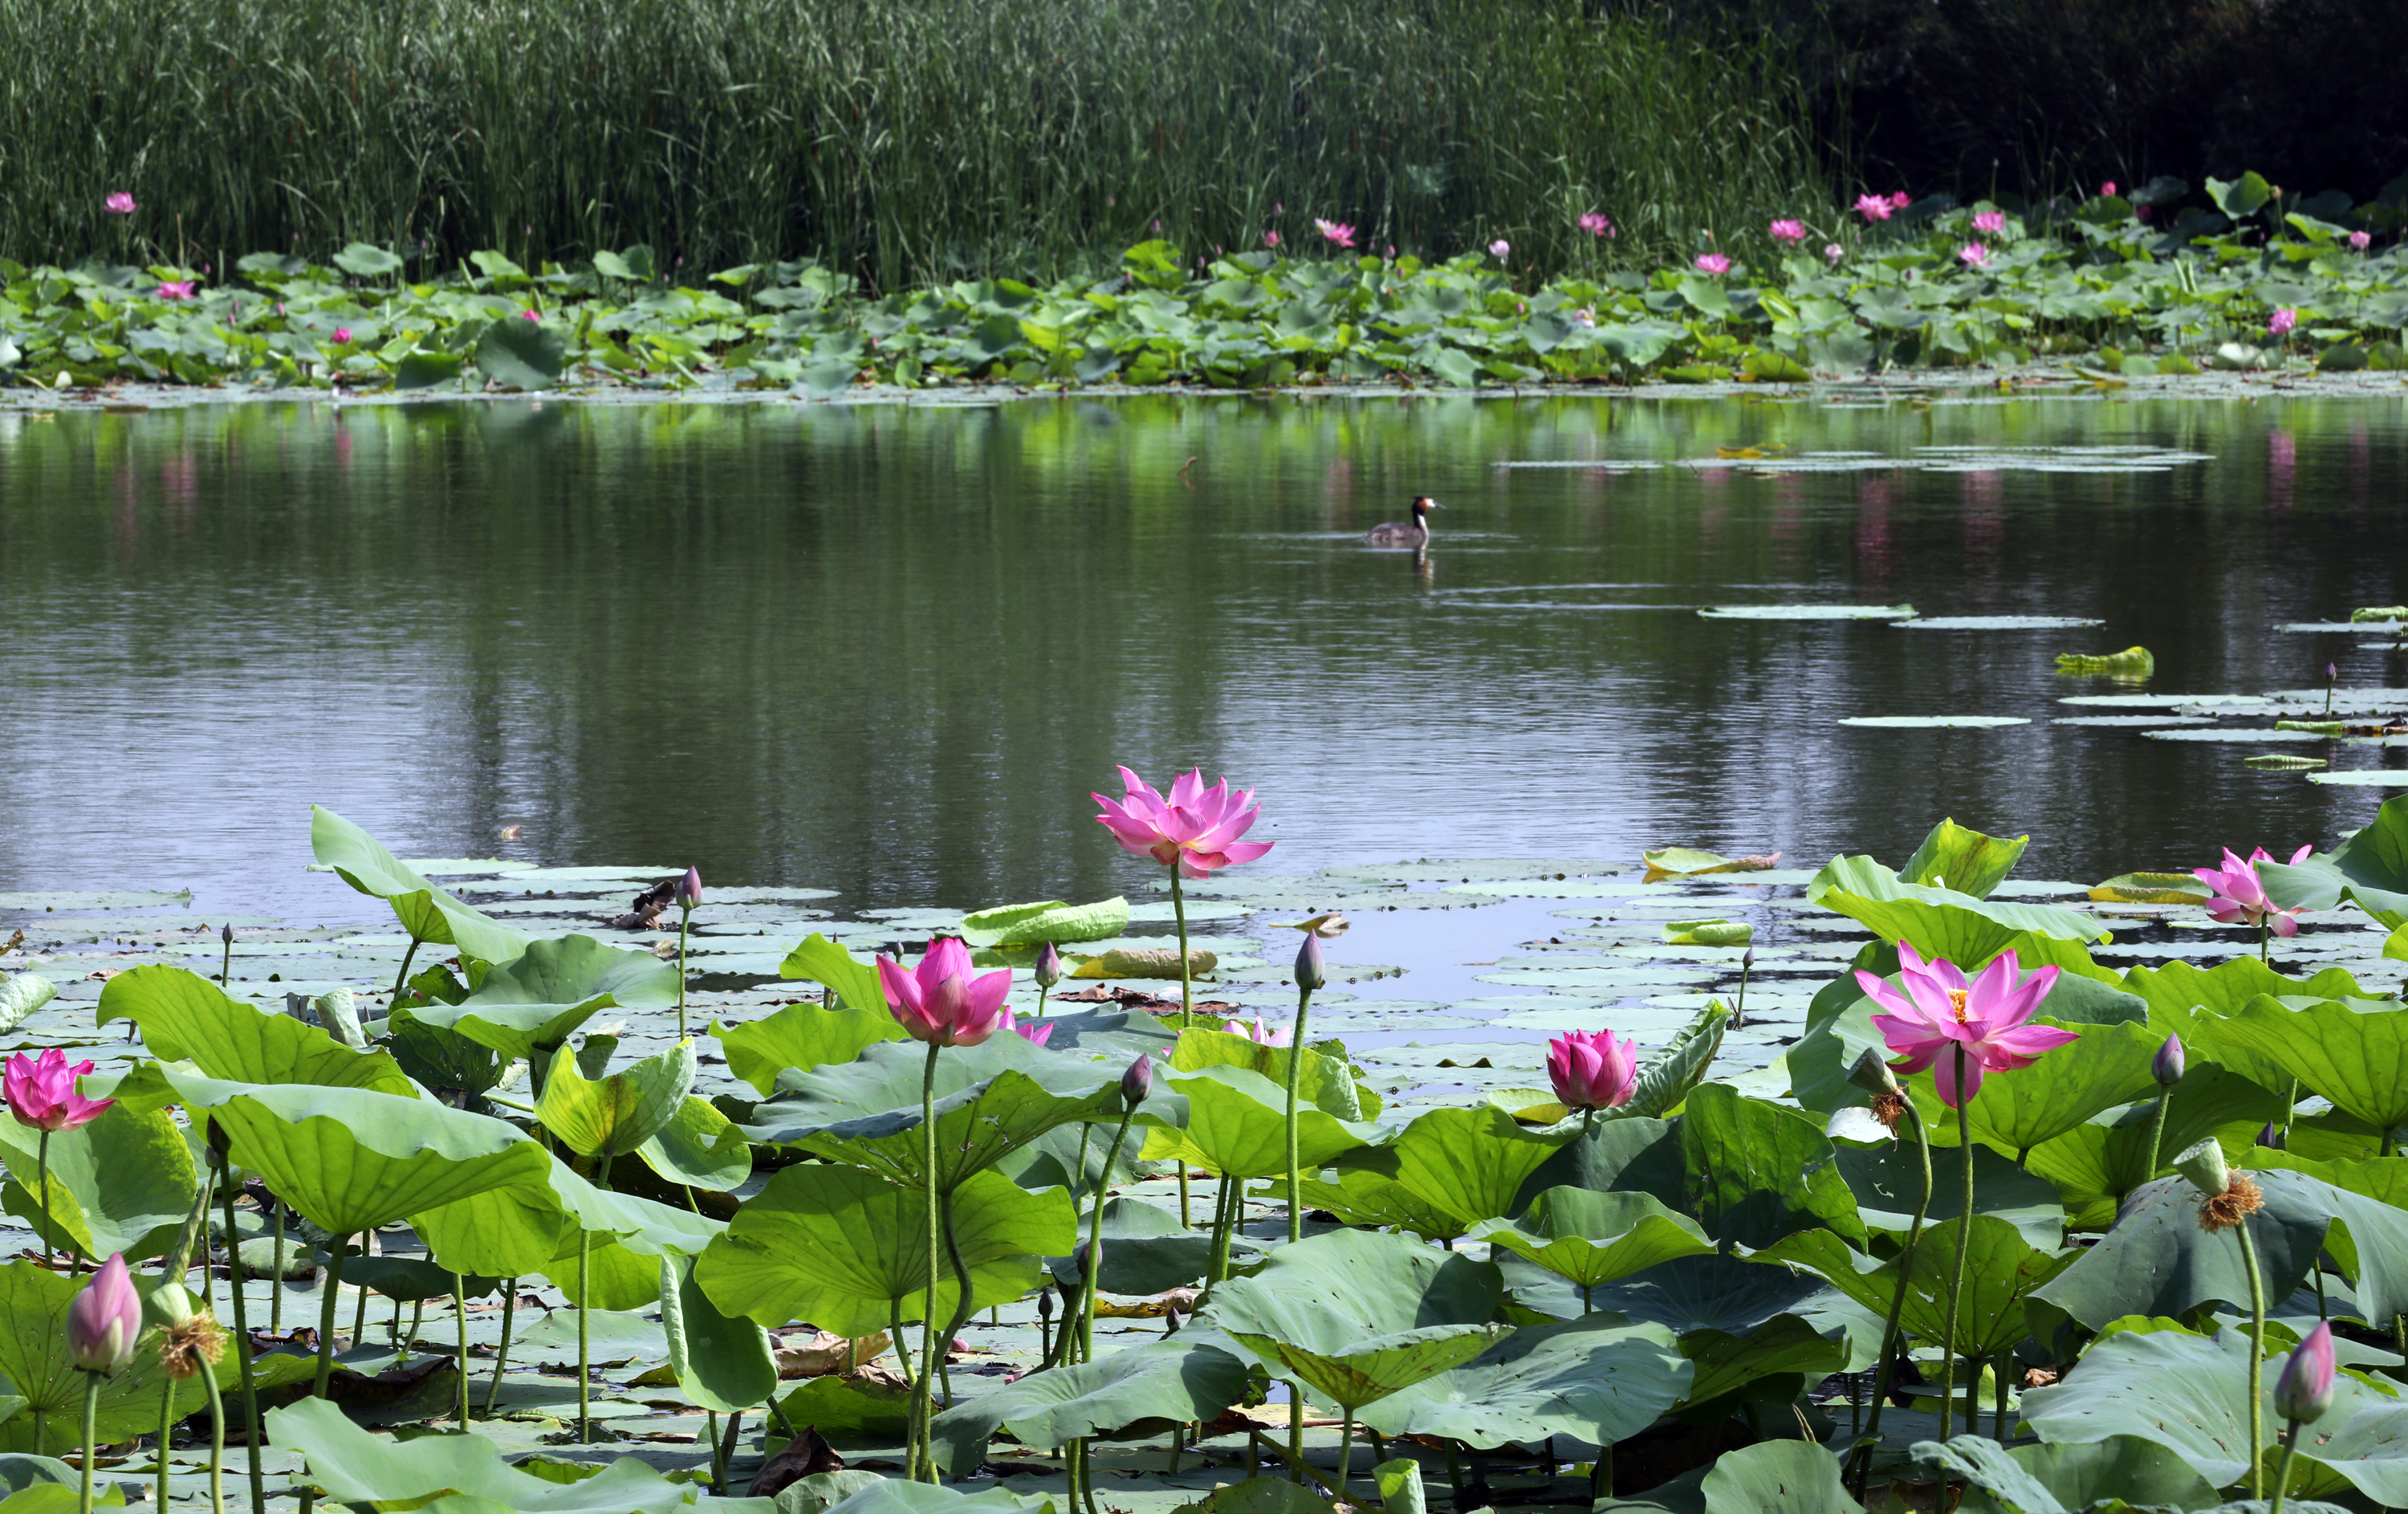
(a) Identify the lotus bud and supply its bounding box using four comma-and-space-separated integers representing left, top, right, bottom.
2258, 1121, 2288, 1150
67, 1253, 142, 1374
2173, 1138, 2230, 1197
1296, 934, 1327, 993
677, 866, 702, 910
1121, 1053, 1153, 1105
1034, 942, 1062, 990
2327, 663, 2338, 682
1070, 1242, 1091, 1279
145, 1280, 197, 1330
1742, 947, 1755, 971
1037, 1288, 1053, 1322
2274, 1321, 2337, 1423
2152, 1033, 2185, 1087
220, 922, 233, 945
1161, 1304, 1182, 1336
1848, 1048, 1900, 1096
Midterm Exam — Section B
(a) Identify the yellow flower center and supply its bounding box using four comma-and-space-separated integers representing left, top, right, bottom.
1948, 989, 1971, 1024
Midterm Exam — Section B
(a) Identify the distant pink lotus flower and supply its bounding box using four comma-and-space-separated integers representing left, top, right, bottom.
2101, 181, 2118, 197
1572, 307, 1596, 328
1824, 242, 1844, 261
1092, 767, 1273, 880
1890, 192, 1912, 209
520, 308, 539, 322
156, 281, 194, 299
1221, 1016, 1293, 1047
1548, 1029, 1637, 1112
1577, 213, 1614, 238
1315, 218, 1357, 249
1958, 243, 1991, 268
2349, 230, 2372, 251
1263, 230, 1279, 249
877, 937, 1012, 1048
1694, 252, 1731, 275
1855, 194, 1895, 223
332, 328, 352, 345
1768, 219, 1808, 243
1488, 238, 1511, 261
1855, 942, 2072, 1106
2269, 308, 2298, 336
1011, 1017, 1056, 1049
1972, 210, 2006, 234
104, 193, 136, 215
6, 1048, 113, 1133
2194, 846, 2312, 936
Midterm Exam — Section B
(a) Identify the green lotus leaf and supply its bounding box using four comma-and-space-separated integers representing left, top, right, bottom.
266, 1396, 692, 1512
1288, 1170, 1466, 1243
0, 1099, 194, 1263
1043, 1198, 1221, 1296
2211, 993, 2408, 1133
2089, 871, 2212, 904
1596, 1439, 1857, 1512
1358, 1313, 1690, 1450
1619, 1003, 1731, 1119
468, 932, 679, 1009
778, 933, 889, 1011
0, 974, 57, 1035
1804, 854, 2109, 964
1184, 1479, 1328, 1514
2118, 958, 2370, 1093
1835, 1139, 2066, 1251
695, 1163, 1072, 1335
929, 1333, 1250, 1475
658, 1250, 776, 1414
0, 1260, 226, 1455
1141, 1064, 1373, 1180
2022, 1063, 2289, 1229
816, 1476, 1053, 1514
1910, 1433, 2220, 1514
1675, 1311, 1854, 1407
309, 805, 529, 964
536, 1040, 695, 1162
1753, 1216, 2077, 1358
340, 1256, 497, 1302
633, 1094, 752, 1191
384, 1010, 504, 1098
392, 999, 612, 1071
958, 896, 1130, 946
770, 1376, 913, 1452
1568, 1253, 1874, 1394
2260, 792, 2408, 935
1206, 1227, 1505, 1402
1900, 818, 2030, 898
1230, 1322, 1502, 1412
96, 966, 415, 1093
1679, 1083, 1865, 1249
1465, 1187, 1713, 1289
1512, 1117, 1684, 1215
1367, 1104, 1580, 1232
415, 1152, 721, 1291
712, 1003, 902, 1096
1170, 1026, 1373, 1120
1912, 1020, 2158, 1155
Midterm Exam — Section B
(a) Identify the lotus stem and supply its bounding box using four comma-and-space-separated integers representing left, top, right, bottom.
717, 1410, 743, 1492
76, 1371, 100, 1514
220, 930, 233, 987
268, 1207, 285, 1333
2260, 919, 2270, 965
940, 1186, 978, 1398
1284, 979, 1314, 1245
1848, 1097, 1933, 1496
576, 1229, 592, 1442
37, 1128, 53, 1269
2239, 1218, 2268, 1497
311, 1239, 348, 1399
1335, 1414, 1356, 1503
214, 1154, 264, 1514
1079, 1108, 1141, 1364
1288, 1382, 1305, 1483
351, 1251, 372, 1350
452, 1272, 470, 1426
404, 1299, 421, 1365
2272, 1418, 2303, 1513
1993, 1352, 2011, 1441
155, 1371, 175, 1508
483, 1279, 517, 1414
675, 904, 694, 1039
1201, 1167, 1239, 1303
1938, 1047, 1976, 1446
1036, 983, 1050, 1020
914, 1040, 942, 1481
1172, 862, 1196, 1231
706, 1410, 724, 1489
890, 1298, 913, 1388
200, 1345, 229, 1514
389, 935, 421, 1004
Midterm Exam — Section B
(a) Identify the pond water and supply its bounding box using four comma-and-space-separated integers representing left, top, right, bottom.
1, 389, 2404, 929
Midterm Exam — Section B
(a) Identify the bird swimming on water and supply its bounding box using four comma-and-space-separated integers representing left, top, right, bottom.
1363, 495, 1442, 547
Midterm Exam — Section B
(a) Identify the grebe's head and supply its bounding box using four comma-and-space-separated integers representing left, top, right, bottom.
1413, 495, 1442, 515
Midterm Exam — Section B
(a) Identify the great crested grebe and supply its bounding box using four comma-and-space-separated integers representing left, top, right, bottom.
1363, 494, 1442, 547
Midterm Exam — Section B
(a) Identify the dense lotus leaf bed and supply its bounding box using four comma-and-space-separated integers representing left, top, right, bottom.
6, 793, 2408, 1514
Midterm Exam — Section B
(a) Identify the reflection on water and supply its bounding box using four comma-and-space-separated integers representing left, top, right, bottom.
0, 392, 2403, 922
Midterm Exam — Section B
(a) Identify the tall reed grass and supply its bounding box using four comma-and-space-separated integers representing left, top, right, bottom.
0, 0, 1824, 287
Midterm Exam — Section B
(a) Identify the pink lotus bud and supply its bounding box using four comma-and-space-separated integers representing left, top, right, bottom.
1824, 242, 1844, 261
2275, 1321, 2336, 1422
1121, 1053, 1153, 1105
2101, 181, 2117, 197
332, 328, 352, 345
2268, 309, 2297, 336
1548, 1029, 1637, 1112
677, 865, 702, 910
1034, 942, 1062, 989
6, 1048, 113, 1133
1488, 239, 1510, 261
104, 193, 136, 215
2152, 1033, 2184, 1086
521, 308, 539, 322
2349, 230, 2372, 251
67, 1254, 142, 1373
1296, 934, 1326, 993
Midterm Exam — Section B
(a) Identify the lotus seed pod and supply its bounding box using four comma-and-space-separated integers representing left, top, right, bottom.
1848, 1048, 1900, 1096
2173, 1138, 2230, 1197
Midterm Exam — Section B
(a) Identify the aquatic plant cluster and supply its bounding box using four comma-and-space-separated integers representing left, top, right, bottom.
6, 174, 2402, 394
10, 785, 2408, 1514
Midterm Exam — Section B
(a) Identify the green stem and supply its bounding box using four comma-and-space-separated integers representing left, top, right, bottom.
200, 1349, 228, 1514
155, 1370, 174, 1508
1169, 865, 1192, 1019
914, 1040, 942, 1482
2143, 1088, 2173, 1190
215, 1156, 263, 1514
453, 1272, 470, 1426
389, 935, 422, 1003
483, 1279, 518, 1414
2260, 918, 2270, 966
676, 906, 693, 1040
2239, 1218, 2268, 1498
1079, 1111, 1139, 1365
76, 1372, 100, 1514
2271, 1418, 2302, 1514
1335, 1414, 1356, 1504
890, 1297, 913, 1389
1036, 984, 1050, 1020
718, 1410, 743, 1492
1938, 1047, 1975, 1445
1993, 1352, 2011, 1442
707, 1410, 725, 1491
1201, 1167, 1239, 1303
268, 1207, 284, 1334
576, 1229, 592, 1442
37, 1128, 52, 1269
1287, 1381, 1305, 1482
311, 1240, 348, 1398
938, 1186, 979, 1398
1849, 1101, 1932, 1496
1284, 983, 1314, 1245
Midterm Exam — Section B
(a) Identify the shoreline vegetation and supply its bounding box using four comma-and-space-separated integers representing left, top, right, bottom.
3, 176, 2402, 397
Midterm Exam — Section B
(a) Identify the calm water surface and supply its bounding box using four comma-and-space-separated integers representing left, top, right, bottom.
2, 391, 2404, 924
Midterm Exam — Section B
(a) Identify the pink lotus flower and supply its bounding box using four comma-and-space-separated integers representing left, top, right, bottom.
1315, 218, 1357, 249
2349, 230, 2373, 251
1092, 767, 1274, 880
2136, 204, 2153, 222
6, 1048, 113, 1133
1854, 942, 2072, 1107
1890, 192, 1912, 209
67, 1253, 141, 1373
1263, 230, 1280, 249
1824, 242, 1844, 261
1572, 307, 1596, 328
1578, 213, 1614, 238
1011, 1017, 1056, 1048
1488, 239, 1511, 261
104, 193, 136, 215
2194, 846, 2313, 936
332, 328, 352, 345
1547, 1029, 1637, 1112
2276, 1320, 2337, 1423
2101, 181, 2117, 197
1694, 252, 1731, 275
1768, 219, 1808, 243
1855, 194, 1894, 222
1958, 242, 1991, 268
1972, 210, 2007, 234
1220, 1016, 1293, 1048
156, 281, 194, 300
520, 308, 540, 322
2269, 309, 2298, 336
877, 937, 1012, 1048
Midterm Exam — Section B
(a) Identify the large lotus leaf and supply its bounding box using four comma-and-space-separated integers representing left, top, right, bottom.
1170, 1027, 1371, 1121
1679, 1084, 1865, 1249
1511, 1117, 1685, 1214
1618, 1003, 1731, 1120
1596, 1439, 1856, 1513
1229, 1322, 1502, 1412
1836, 1139, 2065, 1251
929, 1333, 1249, 1474
389, 999, 611, 1070
2119, 958, 2368, 1092
778, 934, 887, 1012
713, 1004, 902, 1095
1141, 1064, 1373, 1180
96, 966, 416, 1093
633, 1094, 752, 1191
2212, 994, 2408, 1132
309, 805, 528, 963
2235, 1153, 2408, 1317
2020, 1323, 2408, 1500
0, 1099, 194, 1262
1206, 1227, 1504, 1386
544, 1238, 664, 1310
817, 1478, 1053, 1514
0, 975, 58, 1035
1465, 1188, 1712, 1288
1911, 1434, 2221, 1514
1804, 855, 2109, 963
2024, 1064, 2290, 1229
1046, 1199, 1217, 1296
0, 1260, 226, 1455
162, 1072, 551, 1237
1676, 1312, 1853, 1406
959, 897, 1130, 947
1330, 1105, 1576, 1234
750, 1033, 1171, 1192
1358, 1314, 1690, 1450
1522, 1251, 1872, 1389
1901, 819, 2030, 898
1908, 1021, 2154, 1155
1290, 1170, 1466, 1243
696, 1163, 1070, 1334
412, 1141, 720, 1282
1753, 1216, 2077, 1358
267, 1395, 691, 1513
999, 1008, 1182, 1063
2260, 793, 2408, 930
2031, 1170, 2365, 1329
475, 933, 679, 1009
658, 1250, 776, 1414
537, 1040, 694, 1162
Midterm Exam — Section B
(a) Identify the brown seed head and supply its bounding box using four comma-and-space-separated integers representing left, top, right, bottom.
2198, 1173, 2265, 1234
159, 1313, 227, 1379
1869, 1091, 1910, 1129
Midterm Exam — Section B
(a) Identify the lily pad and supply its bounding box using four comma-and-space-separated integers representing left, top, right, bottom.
1698, 604, 1916, 620
2309, 770, 2408, 785
1358, 1313, 1691, 1450
1837, 715, 2032, 728
1898, 617, 2105, 630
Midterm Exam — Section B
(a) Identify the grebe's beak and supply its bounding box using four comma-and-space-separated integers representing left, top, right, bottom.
1425, 499, 1444, 509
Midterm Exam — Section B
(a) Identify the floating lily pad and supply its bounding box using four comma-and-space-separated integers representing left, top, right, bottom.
1698, 604, 1916, 621
2142, 728, 2329, 743
2246, 755, 2329, 770
2058, 694, 2266, 707
0, 891, 193, 911
2309, 771, 2408, 786
2050, 715, 2215, 727
1837, 716, 2031, 729
1896, 617, 2105, 629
